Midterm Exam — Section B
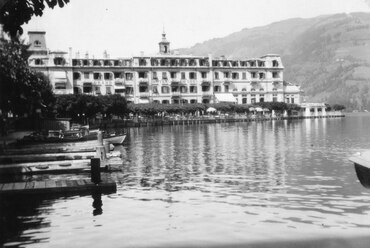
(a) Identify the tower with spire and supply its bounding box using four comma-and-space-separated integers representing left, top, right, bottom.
158, 28, 170, 55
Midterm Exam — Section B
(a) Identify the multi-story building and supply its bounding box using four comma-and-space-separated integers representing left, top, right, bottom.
28, 31, 302, 105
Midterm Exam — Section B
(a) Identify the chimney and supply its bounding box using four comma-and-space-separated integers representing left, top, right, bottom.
85, 51, 89, 59
75, 51, 80, 59
69, 47, 72, 64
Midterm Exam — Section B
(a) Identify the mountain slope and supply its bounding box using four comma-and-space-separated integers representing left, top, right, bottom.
177, 13, 370, 110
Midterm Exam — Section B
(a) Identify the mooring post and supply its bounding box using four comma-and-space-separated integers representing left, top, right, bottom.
95, 131, 106, 162
91, 158, 101, 184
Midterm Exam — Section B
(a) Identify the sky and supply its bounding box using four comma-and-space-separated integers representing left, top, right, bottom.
22, 0, 370, 58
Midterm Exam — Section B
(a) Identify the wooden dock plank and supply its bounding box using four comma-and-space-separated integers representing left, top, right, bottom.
25, 181, 35, 189
13, 182, 26, 190
0, 179, 116, 196
45, 180, 57, 188
2, 183, 14, 191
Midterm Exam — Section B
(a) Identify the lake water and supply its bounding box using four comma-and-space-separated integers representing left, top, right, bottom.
1, 114, 370, 247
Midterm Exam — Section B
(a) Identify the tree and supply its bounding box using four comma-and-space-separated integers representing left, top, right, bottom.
0, 0, 70, 39
0, 38, 55, 117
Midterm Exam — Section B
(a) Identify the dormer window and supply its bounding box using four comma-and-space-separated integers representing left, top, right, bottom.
34, 40, 41, 47
54, 57, 66, 66
35, 58, 43, 65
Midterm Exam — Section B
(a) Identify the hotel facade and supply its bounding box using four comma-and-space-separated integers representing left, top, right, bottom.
27, 31, 302, 105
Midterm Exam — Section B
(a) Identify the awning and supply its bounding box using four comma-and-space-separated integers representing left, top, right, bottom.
54, 71, 67, 79
215, 93, 237, 103
138, 98, 150, 104
201, 81, 210, 86
83, 82, 92, 87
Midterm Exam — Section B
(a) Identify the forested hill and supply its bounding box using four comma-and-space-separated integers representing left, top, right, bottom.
177, 13, 370, 111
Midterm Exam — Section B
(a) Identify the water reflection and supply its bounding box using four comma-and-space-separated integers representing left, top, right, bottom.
3, 114, 370, 247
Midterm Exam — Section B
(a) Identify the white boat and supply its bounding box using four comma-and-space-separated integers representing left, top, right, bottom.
104, 134, 127, 146
349, 151, 370, 188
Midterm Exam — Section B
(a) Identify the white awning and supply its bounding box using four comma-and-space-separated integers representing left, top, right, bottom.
215, 93, 237, 103
138, 98, 150, 104
53, 71, 67, 79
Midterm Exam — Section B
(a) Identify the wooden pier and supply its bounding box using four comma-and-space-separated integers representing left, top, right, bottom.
0, 131, 118, 196
0, 178, 116, 196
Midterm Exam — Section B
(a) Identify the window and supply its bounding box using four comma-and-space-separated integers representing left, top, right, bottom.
272, 72, 279, 78
232, 72, 239, 79
259, 94, 264, 102
181, 72, 186, 80
215, 72, 219, 80
242, 72, 246, 80
83, 60, 89, 66
84, 72, 90, 79
55, 82, 66, 89
115, 89, 125, 94
126, 87, 134, 94
139, 85, 148, 93
189, 72, 197, 79
139, 59, 147, 66
138, 72, 147, 79
171, 86, 179, 92
225, 85, 229, 93
152, 72, 158, 80
273, 94, 278, 102
272, 60, 279, 67
180, 86, 187, 93
202, 85, 210, 92
114, 72, 123, 79
242, 98, 247, 104
259, 88, 264, 92
201, 72, 207, 79
83, 83, 92, 93
95, 86, 101, 94
73, 72, 80, 80
54, 57, 65, 66
251, 72, 257, 78
106, 86, 112, 95
152, 86, 158, 93
170, 72, 177, 79
162, 100, 169, 104
190, 99, 197, 104
251, 94, 256, 103
34, 40, 41, 47
259, 73, 265, 79
35, 59, 43, 65
214, 86, 221, 92
93, 73, 101, 80
162, 72, 167, 80
291, 98, 295, 104
125, 73, 133, 80
161, 86, 170, 94
190, 86, 197, 93
224, 72, 230, 78
104, 73, 112, 80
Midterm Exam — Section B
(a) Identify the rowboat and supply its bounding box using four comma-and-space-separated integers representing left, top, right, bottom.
17, 129, 127, 146
349, 150, 370, 188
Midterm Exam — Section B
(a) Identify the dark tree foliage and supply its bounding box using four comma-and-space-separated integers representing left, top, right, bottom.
0, 38, 55, 117
332, 104, 346, 111
55, 94, 128, 120
0, 0, 70, 39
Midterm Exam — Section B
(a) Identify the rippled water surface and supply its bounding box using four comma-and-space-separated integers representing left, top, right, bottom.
2, 114, 370, 247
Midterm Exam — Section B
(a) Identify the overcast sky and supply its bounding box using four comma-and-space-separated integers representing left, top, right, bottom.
22, 0, 370, 58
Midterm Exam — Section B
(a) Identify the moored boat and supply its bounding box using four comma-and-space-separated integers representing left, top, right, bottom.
349, 151, 370, 188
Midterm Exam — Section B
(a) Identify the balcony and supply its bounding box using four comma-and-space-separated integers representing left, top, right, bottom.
138, 78, 149, 83
139, 92, 150, 97
172, 92, 181, 96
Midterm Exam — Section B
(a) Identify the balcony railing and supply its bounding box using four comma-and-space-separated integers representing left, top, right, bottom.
139, 92, 150, 97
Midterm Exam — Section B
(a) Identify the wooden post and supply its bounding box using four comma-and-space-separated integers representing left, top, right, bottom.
91, 158, 101, 184
97, 131, 103, 145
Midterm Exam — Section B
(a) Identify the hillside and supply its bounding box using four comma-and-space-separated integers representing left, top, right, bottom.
177, 13, 370, 110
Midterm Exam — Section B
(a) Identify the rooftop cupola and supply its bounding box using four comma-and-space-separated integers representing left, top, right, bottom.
158, 30, 170, 54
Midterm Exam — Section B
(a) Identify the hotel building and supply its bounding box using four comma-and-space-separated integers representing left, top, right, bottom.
27, 31, 302, 105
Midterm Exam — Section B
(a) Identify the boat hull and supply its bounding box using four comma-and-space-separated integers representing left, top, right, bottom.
350, 150, 370, 188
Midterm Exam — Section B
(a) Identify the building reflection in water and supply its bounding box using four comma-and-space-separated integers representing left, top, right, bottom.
121, 121, 312, 194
